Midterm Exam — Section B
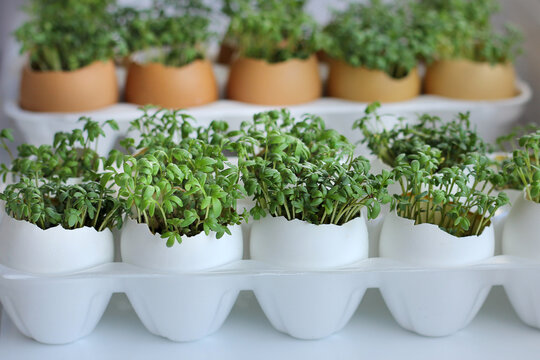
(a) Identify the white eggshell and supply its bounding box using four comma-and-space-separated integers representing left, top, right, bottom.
380, 211, 494, 266
502, 192, 540, 259
0, 214, 114, 274
120, 219, 243, 272
250, 216, 368, 269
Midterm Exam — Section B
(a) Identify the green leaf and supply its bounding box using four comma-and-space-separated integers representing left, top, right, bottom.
212, 197, 222, 218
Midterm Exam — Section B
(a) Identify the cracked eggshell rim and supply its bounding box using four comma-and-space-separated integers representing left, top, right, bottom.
250, 216, 368, 269
120, 219, 243, 272
379, 212, 495, 267
0, 214, 114, 274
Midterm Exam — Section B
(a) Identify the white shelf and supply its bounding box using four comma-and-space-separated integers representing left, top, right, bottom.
1, 287, 539, 360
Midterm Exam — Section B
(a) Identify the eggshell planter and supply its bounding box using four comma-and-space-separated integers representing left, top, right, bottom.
502, 193, 540, 259
125, 59, 218, 109
19, 60, 118, 112
0, 215, 114, 344
250, 216, 369, 339
250, 216, 368, 269
327, 60, 421, 102
424, 59, 517, 100
226, 55, 322, 105
0, 214, 114, 274
379, 212, 495, 336
501, 193, 540, 329
380, 212, 495, 267
120, 219, 243, 341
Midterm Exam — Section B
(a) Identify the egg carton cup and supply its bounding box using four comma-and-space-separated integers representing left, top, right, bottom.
2, 58, 532, 155
0, 213, 538, 345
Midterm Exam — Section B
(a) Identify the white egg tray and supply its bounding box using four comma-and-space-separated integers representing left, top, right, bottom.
0, 211, 539, 345
1, 46, 536, 347
2, 59, 532, 154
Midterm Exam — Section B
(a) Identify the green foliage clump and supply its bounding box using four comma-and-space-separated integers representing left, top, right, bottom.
0, 118, 118, 183
354, 103, 488, 169
0, 118, 124, 232
504, 132, 540, 203
229, 110, 392, 225
415, 0, 523, 64
119, 107, 198, 153
496, 124, 540, 153
324, 0, 434, 78
116, 0, 212, 67
15, 0, 125, 71
492, 124, 540, 191
223, 0, 322, 63
105, 109, 246, 246
392, 146, 508, 237
0, 178, 125, 231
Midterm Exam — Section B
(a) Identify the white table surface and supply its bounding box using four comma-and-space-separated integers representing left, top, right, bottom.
0, 286, 538, 360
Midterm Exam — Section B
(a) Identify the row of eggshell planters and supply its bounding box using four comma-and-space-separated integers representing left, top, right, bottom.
19, 55, 518, 113
20, 57, 330, 112
0, 188, 538, 344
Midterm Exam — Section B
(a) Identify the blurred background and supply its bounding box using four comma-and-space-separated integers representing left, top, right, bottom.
0, 0, 538, 146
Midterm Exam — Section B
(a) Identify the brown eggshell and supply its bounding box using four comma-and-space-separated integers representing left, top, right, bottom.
424, 60, 517, 100
19, 60, 118, 112
327, 59, 420, 103
217, 42, 237, 65
125, 59, 218, 109
315, 50, 332, 64
226, 55, 322, 105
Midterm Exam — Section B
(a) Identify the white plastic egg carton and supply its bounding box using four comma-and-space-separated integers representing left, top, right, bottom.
0, 211, 539, 345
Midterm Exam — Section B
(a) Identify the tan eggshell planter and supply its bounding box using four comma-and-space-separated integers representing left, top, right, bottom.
327, 60, 421, 103
19, 60, 118, 112
226, 55, 322, 105
125, 59, 218, 109
424, 59, 517, 100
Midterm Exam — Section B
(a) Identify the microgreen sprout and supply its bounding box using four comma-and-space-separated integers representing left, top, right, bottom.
108, 110, 246, 246
354, 103, 488, 169
0, 178, 125, 231
116, 0, 212, 67
391, 146, 508, 237
15, 0, 125, 71
119, 106, 197, 153
505, 131, 540, 203
491, 124, 540, 191
229, 109, 392, 224
223, 0, 322, 63
324, 0, 435, 78
0, 118, 118, 184
415, 0, 523, 64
